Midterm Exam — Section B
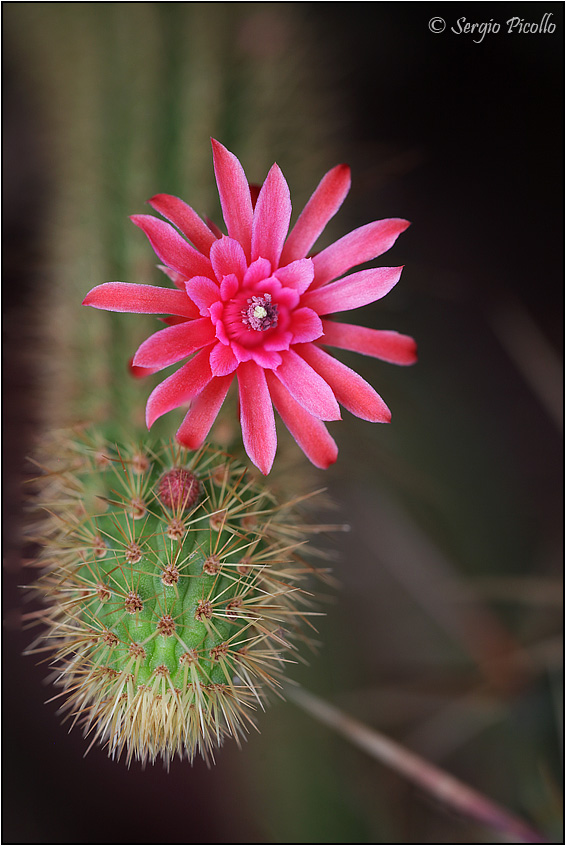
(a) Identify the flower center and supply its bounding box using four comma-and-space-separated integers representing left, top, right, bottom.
241, 293, 278, 332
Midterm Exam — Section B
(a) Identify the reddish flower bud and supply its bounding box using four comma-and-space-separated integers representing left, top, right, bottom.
157, 468, 200, 511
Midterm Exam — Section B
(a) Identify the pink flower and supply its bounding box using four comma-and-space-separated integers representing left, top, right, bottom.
83, 140, 416, 474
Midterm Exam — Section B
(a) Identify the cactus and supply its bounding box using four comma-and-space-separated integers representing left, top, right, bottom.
27, 427, 325, 766
9, 4, 340, 771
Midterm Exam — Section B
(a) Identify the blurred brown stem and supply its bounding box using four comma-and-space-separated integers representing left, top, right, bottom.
490, 299, 563, 431
288, 686, 549, 844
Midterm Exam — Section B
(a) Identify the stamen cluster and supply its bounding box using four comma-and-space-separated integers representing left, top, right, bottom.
242, 293, 279, 331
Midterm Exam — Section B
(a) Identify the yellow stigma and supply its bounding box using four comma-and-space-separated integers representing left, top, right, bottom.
253, 305, 267, 319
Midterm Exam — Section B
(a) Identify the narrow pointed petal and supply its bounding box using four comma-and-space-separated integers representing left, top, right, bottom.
298, 344, 391, 422
274, 349, 340, 421
157, 264, 187, 290
132, 318, 216, 370
321, 320, 417, 365
251, 163, 292, 268
148, 194, 217, 255
176, 374, 234, 448
211, 139, 253, 259
131, 214, 213, 279
301, 267, 403, 315
145, 348, 213, 428
280, 164, 351, 265
160, 315, 190, 326
237, 361, 277, 475
206, 217, 224, 239
266, 372, 338, 469
311, 218, 410, 288
83, 282, 199, 318
129, 357, 160, 379
209, 236, 247, 283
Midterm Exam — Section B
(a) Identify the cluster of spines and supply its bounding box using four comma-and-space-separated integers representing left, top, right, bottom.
26, 428, 326, 766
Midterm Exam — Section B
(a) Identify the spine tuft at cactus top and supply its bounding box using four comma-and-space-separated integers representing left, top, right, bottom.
26, 427, 324, 766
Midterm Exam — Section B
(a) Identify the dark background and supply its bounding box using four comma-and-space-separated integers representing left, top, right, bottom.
4, 3, 563, 843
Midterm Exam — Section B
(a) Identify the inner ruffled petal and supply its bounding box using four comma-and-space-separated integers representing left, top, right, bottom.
273, 286, 299, 310
243, 257, 271, 287
209, 341, 239, 376
209, 301, 230, 345
288, 307, 323, 344
185, 276, 221, 315
210, 236, 248, 283
250, 348, 282, 369
273, 258, 314, 295
262, 330, 293, 352
220, 274, 239, 301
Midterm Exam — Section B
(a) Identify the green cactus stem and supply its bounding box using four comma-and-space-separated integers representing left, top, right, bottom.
26, 427, 325, 766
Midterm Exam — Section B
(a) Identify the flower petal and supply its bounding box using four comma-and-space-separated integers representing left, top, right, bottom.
321, 320, 417, 365
185, 276, 221, 315
263, 330, 293, 352
209, 302, 230, 345
83, 282, 199, 318
280, 164, 351, 265
265, 372, 338, 469
255, 275, 282, 297
219, 274, 239, 302
288, 307, 323, 344
244, 257, 271, 287
237, 361, 277, 475
298, 344, 391, 422
250, 349, 282, 369
311, 218, 410, 288
210, 236, 248, 283
264, 282, 299, 310
160, 315, 190, 326
273, 258, 314, 295
301, 267, 403, 315
129, 357, 160, 379
157, 264, 187, 290
231, 341, 253, 363
130, 214, 213, 279
274, 349, 340, 421
148, 194, 217, 255
145, 347, 213, 428
176, 375, 234, 448
209, 341, 239, 376
132, 318, 216, 370
211, 139, 253, 259
251, 163, 291, 268
206, 217, 224, 239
